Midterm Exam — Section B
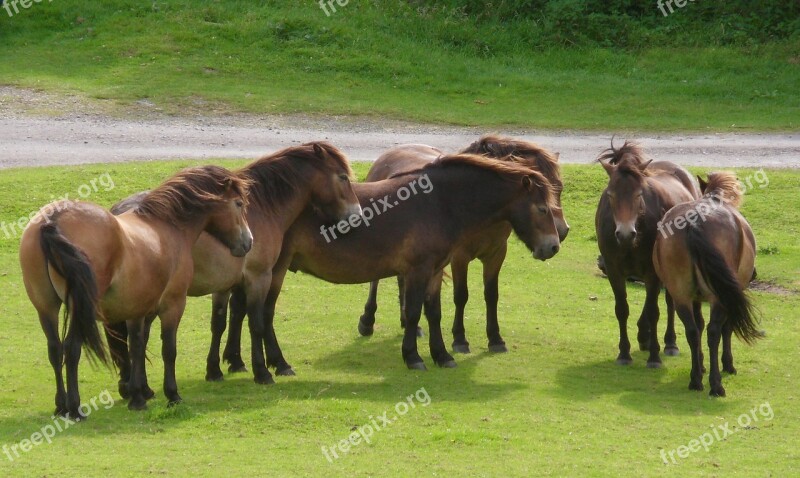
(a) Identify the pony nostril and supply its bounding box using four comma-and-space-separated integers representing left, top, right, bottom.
552, 244, 560, 254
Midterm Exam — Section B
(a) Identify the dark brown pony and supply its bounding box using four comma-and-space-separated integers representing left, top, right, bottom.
20, 166, 252, 417
357, 135, 568, 354
595, 141, 700, 368
110, 142, 361, 387
654, 172, 760, 396
225, 152, 561, 372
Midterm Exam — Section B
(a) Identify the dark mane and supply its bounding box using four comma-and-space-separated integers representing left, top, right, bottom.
703, 171, 743, 208
427, 153, 556, 208
136, 165, 250, 223
238, 141, 352, 212
598, 139, 648, 166
461, 134, 562, 189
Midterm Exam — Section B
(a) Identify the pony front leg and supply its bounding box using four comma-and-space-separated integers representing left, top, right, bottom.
222, 288, 248, 373
450, 255, 471, 353
126, 318, 149, 411
262, 266, 294, 376
607, 271, 632, 365
424, 272, 455, 367
642, 279, 663, 368
663, 290, 679, 356
483, 245, 507, 353
358, 280, 380, 336
402, 275, 428, 370
159, 301, 186, 406
245, 279, 274, 385
206, 291, 231, 382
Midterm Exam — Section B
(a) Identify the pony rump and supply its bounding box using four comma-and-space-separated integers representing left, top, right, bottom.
136, 165, 251, 223
701, 172, 743, 209
39, 219, 108, 366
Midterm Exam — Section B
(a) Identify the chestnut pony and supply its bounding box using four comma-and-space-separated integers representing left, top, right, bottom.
357, 135, 568, 353
223, 152, 560, 373
595, 141, 700, 368
20, 166, 252, 417
110, 142, 361, 387
654, 172, 760, 396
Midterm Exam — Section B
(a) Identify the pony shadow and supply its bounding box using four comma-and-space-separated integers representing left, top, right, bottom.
550, 356, 739, 416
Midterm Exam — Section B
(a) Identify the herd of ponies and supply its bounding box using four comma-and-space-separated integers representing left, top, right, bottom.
18, 135, 761, 419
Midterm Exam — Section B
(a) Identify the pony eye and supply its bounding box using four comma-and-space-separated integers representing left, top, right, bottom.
235, 200, 244, 208
538, 206, 548, 214
338, 174, 349, 181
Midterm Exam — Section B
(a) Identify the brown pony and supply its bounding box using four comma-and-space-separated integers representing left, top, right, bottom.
653, 172, 760, 396
231, 152, 561, 373
20, 166, 252, 417
595, 141, 700, 368
357, 135, 568, 354
110, 142, 361, 387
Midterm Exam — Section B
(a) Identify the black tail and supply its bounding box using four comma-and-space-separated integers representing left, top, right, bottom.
686, 225, 760, 344
40, 222, 108, 365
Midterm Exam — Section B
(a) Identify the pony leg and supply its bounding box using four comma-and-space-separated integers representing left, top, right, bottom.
483, 244, 507, 353
608, 271, 632, 365
126, 318, 148, 410
398, 276, 422, 337
358, 280, 380, 336
39, 310, 67, 416
222, 288, 248, 373
450, 254, 471, 354
402, 274, 428, 370
245, 279, 274, 385
675, 304, 703, 391
104, 322, 131, 399
707, 303, 726, 397
158, 300, 186, 406
642, 278, 663, 368
63, 321, 84, 420
693, 302, 706, 373
424, 271, 455, 368
140, 314, 157, 400
206, 291, 231, 382
263, 266, 294, 376
722, 323, 736, 374
663, 289, 679, 356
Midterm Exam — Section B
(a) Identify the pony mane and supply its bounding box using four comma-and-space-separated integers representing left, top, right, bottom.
461, 134, 562, 189
598, 139, 648, 166
703, 171, 743, 208
239, 141, 352, 212
427, 153, 556, 208
136, 165, 250, 223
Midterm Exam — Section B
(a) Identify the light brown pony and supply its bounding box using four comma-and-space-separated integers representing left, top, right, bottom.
238, 152, 561, 372
357, 135, 568, 354
110, 142, 361, 386
20, 166, 252, 417
653, 172, 760, 396
595, 141, 700, 368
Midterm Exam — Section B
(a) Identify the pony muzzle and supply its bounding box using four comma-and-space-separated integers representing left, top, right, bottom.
230, 226, 253, 257
532, 235, 560, 261
614, 224, 637, 245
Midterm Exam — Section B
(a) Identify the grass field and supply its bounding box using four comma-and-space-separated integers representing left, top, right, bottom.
0, 160, 797, 477
1, 1, 798, 131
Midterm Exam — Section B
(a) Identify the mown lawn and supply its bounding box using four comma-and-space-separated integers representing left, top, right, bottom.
0, 1, 798, 131
0, 159, 797, 477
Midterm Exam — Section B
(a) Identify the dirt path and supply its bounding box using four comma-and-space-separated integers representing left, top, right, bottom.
2, 87, 798, 169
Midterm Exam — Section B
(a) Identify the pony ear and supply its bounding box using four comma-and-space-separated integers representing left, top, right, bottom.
312, 142, 327, 159
697, 175, 708, 192
637, 159, 653, 171
554, 152, 560, 160
599, 160, 614, 177
522, 175, 533, 190
223, 176, 234, 191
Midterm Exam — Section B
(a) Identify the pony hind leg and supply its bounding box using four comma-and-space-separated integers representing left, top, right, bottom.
663, 289, 679, 356
675, 303, 703, 391
398, 276, 423, 338
424, 272, 455, 368
206, 291, 231, 382
38, 310, 67, 416
63, 327, 84, 420
104, 321, 131, 399
222, 288, 248, 373
126, 318, 149, 410
706, 303, 726, 397
721, 322, 736, 375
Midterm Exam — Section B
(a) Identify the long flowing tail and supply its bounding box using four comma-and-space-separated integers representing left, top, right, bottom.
686, 225, 760, 344
40, 222, 108, 365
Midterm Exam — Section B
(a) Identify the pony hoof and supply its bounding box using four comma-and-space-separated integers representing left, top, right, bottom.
128, 399, 148, 411
452, 343, 471, 354
615, 357, 633, 366
723, 366, 737, 375
205, 370, 224, 382
710, 387, 726, 397
358, 318, 374, 337
228, 364, 248, 373
118, 382, 131, 400
144, 387, 156, 400
254, 374, 275, 385
416, 327, 424, 338
646, 361, 663, 369
688, 382, 704, 392
167, 397, 183, 407
638, 342, 650, 352
276, 367, 296, 377
664, 346, 680, 357
488, 343, 508, 353
438, 360, 458, 368
406, 361, 427, 371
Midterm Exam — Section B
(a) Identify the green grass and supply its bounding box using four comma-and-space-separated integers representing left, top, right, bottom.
0, 161, 798, 476
0, 1, 798, 131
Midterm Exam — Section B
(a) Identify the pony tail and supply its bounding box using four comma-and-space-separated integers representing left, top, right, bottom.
685, 225, 761, 344
40, 222, 108, 365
